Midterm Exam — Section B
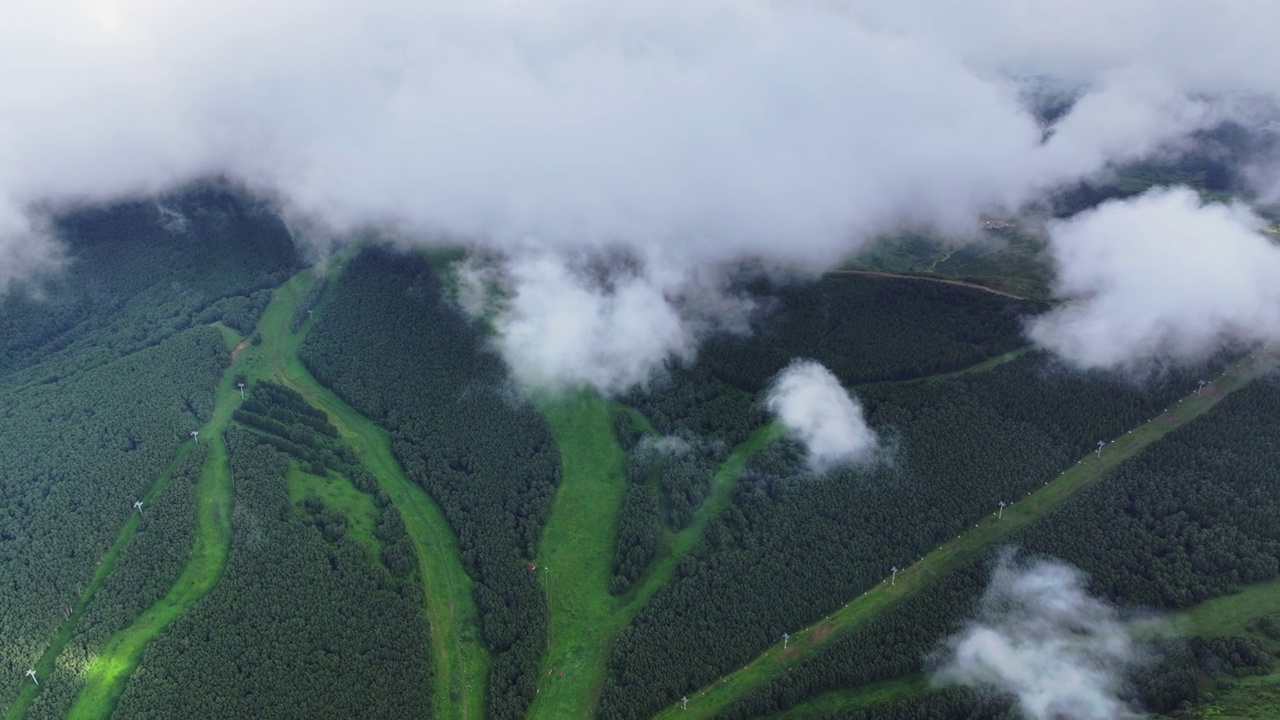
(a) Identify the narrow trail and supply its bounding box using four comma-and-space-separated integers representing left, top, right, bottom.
829, 269, 1029, 301
652, 348, 1280, 719
527, 403, 780, 720
261, 269, 489, 720
850, 345, 1034, 392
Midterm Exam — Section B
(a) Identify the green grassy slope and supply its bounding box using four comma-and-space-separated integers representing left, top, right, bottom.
527, 397, 780, 719
527, 392, 630, 719
253, 269, 489, 720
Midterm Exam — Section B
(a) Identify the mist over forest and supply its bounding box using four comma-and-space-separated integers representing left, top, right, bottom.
2, 2, 1280, 720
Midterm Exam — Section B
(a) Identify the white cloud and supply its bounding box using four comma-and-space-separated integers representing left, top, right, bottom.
932, 552, 1155, 720
5, 1, 1280, 388
493, 250, 695, 394
1028, 187, 1280, 369
765, 360, 877, 469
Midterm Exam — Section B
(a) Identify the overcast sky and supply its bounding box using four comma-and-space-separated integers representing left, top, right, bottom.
5, 0, 1280, 389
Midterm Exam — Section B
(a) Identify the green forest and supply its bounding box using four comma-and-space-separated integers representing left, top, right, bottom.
0, 189, 1276, 720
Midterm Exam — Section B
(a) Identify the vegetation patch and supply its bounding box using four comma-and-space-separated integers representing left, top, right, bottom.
647, 349, 1279, 719
285, 465, 384, 562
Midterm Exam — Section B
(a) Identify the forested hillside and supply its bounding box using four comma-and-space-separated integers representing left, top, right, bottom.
0, 185, 296, 387
703, 273, 1033, 391
600, 351, 1220, 719
111, 430, 433, 719
0, 328, 228, 706
719, 373, 1280, 720
24, 447, 205, 720
2, 194, 1275, 720
0, 187, 300, 715
300, 247, 561, 720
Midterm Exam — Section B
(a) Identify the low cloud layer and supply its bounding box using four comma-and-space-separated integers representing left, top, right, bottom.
5, 1, 1280, 388
490, 251, 695, 394
932, 553, 1153, 720
1028, 187, 1280, 370
765, 360, 877, 469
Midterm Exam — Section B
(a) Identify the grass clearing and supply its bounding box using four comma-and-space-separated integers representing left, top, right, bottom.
206, 320, 242, 351
284, 464, 384, 562
1180, 666, 1280, 719
1172, 577, 1280, 719
527, 398, 782, 719
1176, 577, 1280, 639
527, 391, 630, 720
653, 348, 1280, 719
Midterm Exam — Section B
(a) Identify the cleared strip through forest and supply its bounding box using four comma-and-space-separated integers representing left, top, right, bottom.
849, 345, 1033, 392
770, 573, 1280, 719
828, 269, 1028, 300
652, 348, 1280, 719
260, 269, 489, 720
65, 350, 243, 718
2, 450, 194, 720
527, 399, 780, 720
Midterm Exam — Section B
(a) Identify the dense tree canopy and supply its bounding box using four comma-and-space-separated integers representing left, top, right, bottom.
600, 350, 1221, 719
720, 373, 1280, 720
300, 248, 561, 720
112, 431, 434, 719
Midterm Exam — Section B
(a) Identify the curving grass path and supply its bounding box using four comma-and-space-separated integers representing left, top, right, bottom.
653, 348, 1280, 719
66, 352, 243, 719
253, 268, 489, 719
50, 265, 487, 720
527, 391, 782, 720
2, 451, 194, 720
